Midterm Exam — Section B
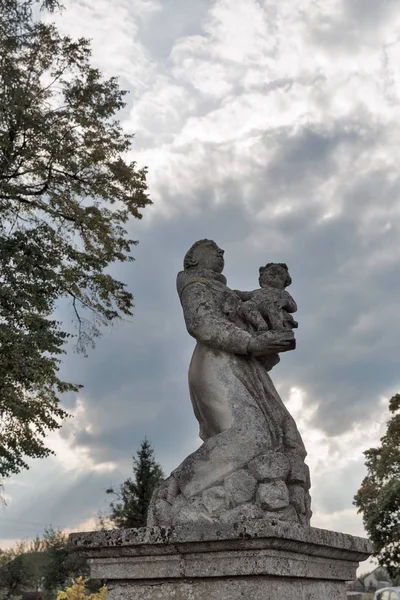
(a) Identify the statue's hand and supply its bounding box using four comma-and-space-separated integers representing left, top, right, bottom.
247, 330, 295, 356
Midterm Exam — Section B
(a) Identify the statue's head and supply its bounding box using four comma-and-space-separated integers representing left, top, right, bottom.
259, 262, 291, 289
184, 239, 225, 273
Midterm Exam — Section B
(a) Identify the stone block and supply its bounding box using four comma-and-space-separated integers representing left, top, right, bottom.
263, 504, 299, 524
201, 486, 229, 515
147, 498, 171, 527
256, 480, 289, 510
169, 494, 186, 518
172, 497, 213, 526
108, 579, 348, 599
68, 522, 373, 600
248, 451, 290, 482
219, 503, 264, 524
287, 454, 310, 487
288, 484, 306, 514
223, 469, 257, 505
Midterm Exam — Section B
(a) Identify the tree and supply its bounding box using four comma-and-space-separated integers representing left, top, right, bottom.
0, 537, 44, 568
0, 528, 92, 600
0, 588, 21, 600
0, 537, 47, 597
354, 393, 400, 579
0, 0, 151, 478
0, 552, 48, 595
104, 439, 164, 528
41, 528, 89, 599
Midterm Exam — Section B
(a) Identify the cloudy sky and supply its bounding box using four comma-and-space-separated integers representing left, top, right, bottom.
2, 0, 400, 572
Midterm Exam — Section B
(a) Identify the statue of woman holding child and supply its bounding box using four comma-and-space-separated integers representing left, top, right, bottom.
148, 239, 312, 528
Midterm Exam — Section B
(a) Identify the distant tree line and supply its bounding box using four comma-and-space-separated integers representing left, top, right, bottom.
0, 527, 93, 600
0, 440, 164, 600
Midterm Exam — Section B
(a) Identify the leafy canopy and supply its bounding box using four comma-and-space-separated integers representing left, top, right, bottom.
40, 527, 89, 599
354, 394, 400, 579
103, 439, 164, 529
0, 528, 91, 600
0, 0, 151, 478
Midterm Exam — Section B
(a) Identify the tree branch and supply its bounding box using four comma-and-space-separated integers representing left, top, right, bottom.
0, 192, 77, 223
52, 167, 88, 185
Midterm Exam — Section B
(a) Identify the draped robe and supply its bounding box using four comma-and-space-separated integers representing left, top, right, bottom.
173, 268, 306, 498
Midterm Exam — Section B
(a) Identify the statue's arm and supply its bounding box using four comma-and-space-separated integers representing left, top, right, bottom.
181, 283, 252, 354
282, 290, 297, 313
233, 289, 253, 301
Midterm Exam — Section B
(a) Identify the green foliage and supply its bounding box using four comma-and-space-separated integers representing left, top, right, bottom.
40, 528, 89, 600
0, 589, 21, 600
0, 551, 47, 594
104, 439, 164, 528
0, 537, 44, 568
354, 394, 400, 579
0, 0, 151, 478
56, 577, 106, 600
0, 528, 91, 600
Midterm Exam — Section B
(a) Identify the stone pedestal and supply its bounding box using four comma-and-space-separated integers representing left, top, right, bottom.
69, 521, 372, 600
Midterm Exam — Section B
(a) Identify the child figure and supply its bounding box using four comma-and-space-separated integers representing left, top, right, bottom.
235, 262, 298, 333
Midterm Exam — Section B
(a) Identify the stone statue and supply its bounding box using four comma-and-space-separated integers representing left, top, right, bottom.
148, 239, 312, 528
235, 262, 298, 333
71, 239, 372, 600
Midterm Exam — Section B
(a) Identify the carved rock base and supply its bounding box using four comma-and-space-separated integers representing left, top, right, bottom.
69, 522, 372, 600
148, 449, 312, 527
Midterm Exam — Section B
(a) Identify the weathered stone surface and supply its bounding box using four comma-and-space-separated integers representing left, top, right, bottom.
146, 476, 177, 527
219, 503, 264, 523
201, 486, 229, 515
106, 579, 348, 600
169, 494, 186, 518
263, 504, 299, 524
288, 484, 306, 514
257, 480, 289, 510
172, 497, 213, 526
172, 507, 213, 526
287, 453, 310, 486
147, 498, 171, 527
223, 469, 257, 504
69, 523, 372, 600
69, 522, 373, 558
171, 429, 268, 500
304, 487, 313, 521
148, 240, 311, 527
248, 451, 290, 481
238, 262, 299, 335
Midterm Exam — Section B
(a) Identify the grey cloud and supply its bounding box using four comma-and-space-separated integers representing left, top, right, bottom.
0, 462, 126, 539
266, 126, 362, 187
137, 0, 210, 61
312, 457, 367, 515
308, 0, 400, 53
344, 0, 400, 27
57, 110, 400, 454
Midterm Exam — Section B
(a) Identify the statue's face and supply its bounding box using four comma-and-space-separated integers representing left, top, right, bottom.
196, 243, 225, 273
259, 267, 287, 289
